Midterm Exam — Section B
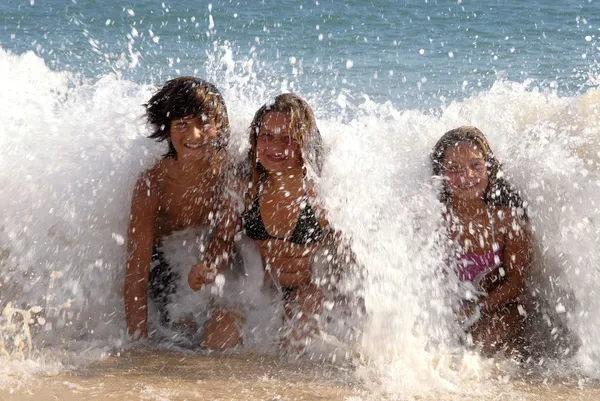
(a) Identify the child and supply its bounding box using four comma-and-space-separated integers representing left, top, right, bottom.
431, 126, 532, 355
241, 93, 342, 349
124, 77, 239, 348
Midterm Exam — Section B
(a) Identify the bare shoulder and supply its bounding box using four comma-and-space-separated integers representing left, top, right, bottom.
132, 161, 166, 200
240, 177, 255, 206
495, 205, 529, 237
128, 162, 164, 226
227, 166, 251, 204
305, 179, 330, 229
304, 179, 321, 204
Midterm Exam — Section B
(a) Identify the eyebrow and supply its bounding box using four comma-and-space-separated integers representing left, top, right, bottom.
176, 115, 197, 121
443, 156, 484, 165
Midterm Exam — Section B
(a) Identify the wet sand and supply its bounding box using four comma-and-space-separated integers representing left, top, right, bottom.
1, 348, 361, 400
2, 349, 600, 401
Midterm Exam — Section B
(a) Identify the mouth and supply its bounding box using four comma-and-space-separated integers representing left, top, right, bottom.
457, 182, 480, 190
183, 142, 209, 150
266, 152, 288, 162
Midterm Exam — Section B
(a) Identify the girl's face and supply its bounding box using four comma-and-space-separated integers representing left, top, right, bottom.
442, 141, 489, 202
256, 112, 302, 173
169, 115, 218, 161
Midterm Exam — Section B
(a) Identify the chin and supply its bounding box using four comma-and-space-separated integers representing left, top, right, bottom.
451, 188, 486, 202
261, 165, 287, 174
183, 150, 214, 161
260, 160, 296, 173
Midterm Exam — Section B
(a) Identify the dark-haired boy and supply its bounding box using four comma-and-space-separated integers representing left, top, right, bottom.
124, 77, 241, 349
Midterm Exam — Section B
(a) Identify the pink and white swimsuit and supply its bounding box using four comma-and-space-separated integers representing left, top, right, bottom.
455, 249, 503, 290
450, 208, 504, 290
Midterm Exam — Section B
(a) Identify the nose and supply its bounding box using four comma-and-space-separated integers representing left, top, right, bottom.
457, 167, 475, 184
463, 166, 476, 179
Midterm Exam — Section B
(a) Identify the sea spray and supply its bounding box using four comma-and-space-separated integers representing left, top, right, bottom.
0, 42, 599, 397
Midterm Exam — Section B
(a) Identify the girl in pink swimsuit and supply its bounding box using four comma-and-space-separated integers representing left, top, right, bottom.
431, 126, 533, 355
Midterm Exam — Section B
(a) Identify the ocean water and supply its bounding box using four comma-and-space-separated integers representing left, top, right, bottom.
1, 0, 600, 399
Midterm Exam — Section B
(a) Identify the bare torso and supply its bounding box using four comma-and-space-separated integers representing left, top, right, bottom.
124, 155, 229, 338
152, 158, 221, 241
446, 205, 508, 255
250, 179, 326, 288
447, 204, 531, 354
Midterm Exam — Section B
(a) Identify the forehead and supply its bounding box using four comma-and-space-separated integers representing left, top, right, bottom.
177, 114, 198, 120
443, 141, 484, 163
261, 112, 291, 132
171, 113, 213, 122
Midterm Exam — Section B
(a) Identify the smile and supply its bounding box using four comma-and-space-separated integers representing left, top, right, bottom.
457, 182, 479, 189
184, 142, 206, 149
267, 152, 287, 161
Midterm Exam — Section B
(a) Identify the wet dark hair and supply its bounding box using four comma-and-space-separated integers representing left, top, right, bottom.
431, 126, 526, 212
247, 93, 323, 187
145, 76, 230, 158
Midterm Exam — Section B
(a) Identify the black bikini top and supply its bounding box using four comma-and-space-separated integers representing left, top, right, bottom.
242, 191, 325, 245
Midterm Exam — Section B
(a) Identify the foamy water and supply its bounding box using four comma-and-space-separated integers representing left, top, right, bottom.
1, 43, 599, 398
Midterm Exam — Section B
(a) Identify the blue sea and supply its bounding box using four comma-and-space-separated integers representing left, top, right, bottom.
3, 0, 599, 107
1, 1, 600, 399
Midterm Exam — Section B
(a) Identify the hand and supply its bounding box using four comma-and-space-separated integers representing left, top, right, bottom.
461, 302, 482, 332
188, 263, 217, 291
126, 319, 148, 340
132, 325, 148, 340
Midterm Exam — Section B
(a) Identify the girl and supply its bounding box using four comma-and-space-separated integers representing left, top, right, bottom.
431, 126, 532, 355
124, 77, 239, 349
242, 93, 340, 349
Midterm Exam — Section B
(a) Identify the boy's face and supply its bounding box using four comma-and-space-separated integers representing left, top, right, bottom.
169, 115, 218, 161
256, 112, 302, 173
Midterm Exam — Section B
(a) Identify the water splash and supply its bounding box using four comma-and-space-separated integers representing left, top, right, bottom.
0, 42, 599, 397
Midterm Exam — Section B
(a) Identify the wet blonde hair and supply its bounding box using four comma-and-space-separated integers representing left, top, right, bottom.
431, 126, 525, 211
247, 93, 323, 188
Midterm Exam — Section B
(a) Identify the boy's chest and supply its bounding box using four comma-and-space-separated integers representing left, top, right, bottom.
156, 183, 219, 231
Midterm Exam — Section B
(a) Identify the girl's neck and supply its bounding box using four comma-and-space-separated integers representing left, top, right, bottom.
262, 166, 305, 193
449, 197, 489, 217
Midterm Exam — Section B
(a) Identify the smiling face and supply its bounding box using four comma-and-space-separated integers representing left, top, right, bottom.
169, 115, 218, 162
256, 112, 302, 173
442, 140, 489, 202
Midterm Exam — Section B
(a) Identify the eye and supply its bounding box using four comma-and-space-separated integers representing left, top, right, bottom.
472, 160, 485, 170
174, 120, 188, 129
444, 164, 460, 173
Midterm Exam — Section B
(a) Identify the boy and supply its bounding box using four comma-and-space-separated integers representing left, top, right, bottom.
124, 77, 240, 348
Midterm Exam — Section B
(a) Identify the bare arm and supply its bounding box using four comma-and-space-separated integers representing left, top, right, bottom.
207, 194, 241, 272
188, 188, 242, 291
268, 231, 355, 288
124, 171, 159, 338
262, 243, 318, 287
260, 239, 354, 290
481, 213, 532, 314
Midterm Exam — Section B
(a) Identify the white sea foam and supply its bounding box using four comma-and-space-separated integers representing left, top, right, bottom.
155, 229, 283, 352
0, 44, 599, 396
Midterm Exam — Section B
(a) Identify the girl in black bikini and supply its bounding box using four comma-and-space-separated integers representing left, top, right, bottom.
186, 93, 353, 350
243, 93, 340, 350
